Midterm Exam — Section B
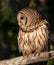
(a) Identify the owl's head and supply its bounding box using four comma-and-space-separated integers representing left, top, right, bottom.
17, 8, 41, 32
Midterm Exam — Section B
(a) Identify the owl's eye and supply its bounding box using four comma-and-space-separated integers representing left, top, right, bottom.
20, 17, 24, 20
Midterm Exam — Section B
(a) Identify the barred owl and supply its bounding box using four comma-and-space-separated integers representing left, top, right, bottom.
17, 8, 49, 57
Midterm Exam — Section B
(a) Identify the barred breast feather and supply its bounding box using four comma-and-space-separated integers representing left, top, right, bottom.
18, 20, 49, 56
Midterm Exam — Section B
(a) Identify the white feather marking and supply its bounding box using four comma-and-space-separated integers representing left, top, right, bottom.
24, 33, 28, 43
33, 30, 36, 39
36, 29, 43, 45
19, 40, 24, 52
29, 32, 34, 41
39, 27, 45, 42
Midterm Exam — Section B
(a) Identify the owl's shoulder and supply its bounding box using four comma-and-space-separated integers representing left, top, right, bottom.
41, 19, 49, 26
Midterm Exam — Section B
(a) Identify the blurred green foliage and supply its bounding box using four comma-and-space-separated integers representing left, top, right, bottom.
47, 60, 54, 65
0, 0, 54, 64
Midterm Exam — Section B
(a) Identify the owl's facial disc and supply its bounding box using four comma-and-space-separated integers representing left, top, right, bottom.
18, 13, 27, 27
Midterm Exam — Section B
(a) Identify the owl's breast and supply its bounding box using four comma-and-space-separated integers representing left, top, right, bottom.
18, 21, 49, 52
18, 30, 36, 52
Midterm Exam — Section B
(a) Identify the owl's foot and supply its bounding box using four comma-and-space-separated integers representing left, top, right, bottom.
23, 52, 29, 59
23, 54, 32, 60
34, 50, 41, 57
23, 55, 28, 59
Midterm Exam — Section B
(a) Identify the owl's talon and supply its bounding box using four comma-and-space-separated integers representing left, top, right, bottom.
23, 53, 29, 59
34, 50, 41, 57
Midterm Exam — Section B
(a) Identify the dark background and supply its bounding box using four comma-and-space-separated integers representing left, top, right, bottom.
0, 0, 54, 65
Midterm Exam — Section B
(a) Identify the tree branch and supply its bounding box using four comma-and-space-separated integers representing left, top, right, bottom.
0, 51, 54, 65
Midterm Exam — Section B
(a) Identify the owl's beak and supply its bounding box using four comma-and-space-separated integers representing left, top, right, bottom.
18, 22, 22, 26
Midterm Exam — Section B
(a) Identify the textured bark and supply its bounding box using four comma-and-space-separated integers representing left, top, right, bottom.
0, 51, 54, 65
